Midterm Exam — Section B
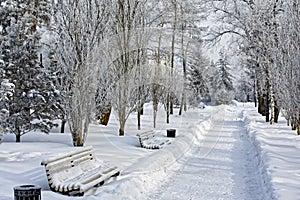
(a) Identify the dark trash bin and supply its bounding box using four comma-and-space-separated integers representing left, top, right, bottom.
167, 129, 176, 138
14, 185, 41, 200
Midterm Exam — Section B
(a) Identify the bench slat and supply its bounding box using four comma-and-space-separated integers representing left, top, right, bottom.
41, 146, 93, 165
77, 167, 120, 193
45, 153, 95, 174
137, 130, 155, 141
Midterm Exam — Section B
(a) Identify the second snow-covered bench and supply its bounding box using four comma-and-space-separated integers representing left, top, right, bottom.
137, 130, 171, 149
41, 146, 120, 196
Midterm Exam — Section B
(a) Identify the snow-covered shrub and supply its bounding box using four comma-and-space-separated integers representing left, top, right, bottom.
216, 90, 231, 105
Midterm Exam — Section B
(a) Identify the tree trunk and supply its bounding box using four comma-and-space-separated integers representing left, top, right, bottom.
70, 111, 90, 146
100, 105, 112, 126
60, 119, 66, 133
71, 123, 85, 147
119, 128, 125, 136
15, 127, 21, 142
166, 111, 170, 124
253, 78, 257, 107
118, 106, 126, 136
16, 134, 21, 143
137, 110, 141, 130
153, 84, 159, 129
291, 118, 296, 130
179, 95, 184, 116
73, 136, 84, 147
265, 91, 270, 122
258, 94, 263, 115
137, 101, 143, 130
292, 123, 296, 130
269, 90, 275, 124
153, 109, 157, 129
257, 79, 264, 115
170, 99, 173, 115
179, 92, 187, 115
166, 94, 170, 124
261, 92, 267, 117
274, 101, 280, 123
298, 113, 300, 135
100, 113, 111, 126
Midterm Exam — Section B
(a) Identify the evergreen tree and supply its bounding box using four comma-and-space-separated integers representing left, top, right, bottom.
0, 0, 60, 142
216, 51, 234, 91
210, 50, 234, 105
0, 78, 14, 144
187, 52, 210, 107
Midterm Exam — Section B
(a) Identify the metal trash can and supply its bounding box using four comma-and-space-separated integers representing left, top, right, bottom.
14, 185, 41, 200
167, 129, 176, 138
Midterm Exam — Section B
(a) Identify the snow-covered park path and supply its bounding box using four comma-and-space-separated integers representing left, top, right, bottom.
147, 107, 264, 200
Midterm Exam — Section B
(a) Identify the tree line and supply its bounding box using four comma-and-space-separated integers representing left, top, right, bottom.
208, 0, 299, 134
0, 0, 256, 146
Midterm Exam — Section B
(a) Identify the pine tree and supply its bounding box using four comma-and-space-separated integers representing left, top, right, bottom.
0, 0, 59, 142
210, 50, 234, 105
187, 54, 210, 107
216, 51, 234, 91
0, 78, 14, 144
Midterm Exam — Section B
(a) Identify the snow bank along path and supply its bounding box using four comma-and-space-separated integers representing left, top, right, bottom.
243, 103, 300, 199
147, 106, 268, 200
86, 107, 215, 200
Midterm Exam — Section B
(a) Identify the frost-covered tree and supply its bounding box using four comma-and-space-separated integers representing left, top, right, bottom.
208, 0, 299, 132
108, 0, 149, 136
276, 1, 300, 133
154, 0, 208, 116
177, 0, 208, 114
210, 50, 234, 105
54, 0, 110, 146
235, 66, 253, 103
95, 72, 113, 126
187, 51, 210, 107
216, 51, 234, 91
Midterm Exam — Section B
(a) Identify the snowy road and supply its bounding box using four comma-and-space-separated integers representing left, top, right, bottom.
147, 107, 264, 200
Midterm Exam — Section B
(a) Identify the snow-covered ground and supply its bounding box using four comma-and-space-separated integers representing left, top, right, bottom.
0, 102, 299, 199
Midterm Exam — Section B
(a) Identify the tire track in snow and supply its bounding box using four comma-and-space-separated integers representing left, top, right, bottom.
147, 106, 264, 200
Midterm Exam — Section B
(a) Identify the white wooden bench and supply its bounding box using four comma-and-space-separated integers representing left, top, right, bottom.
41, 146, 120, 196
137, 130, 171, 149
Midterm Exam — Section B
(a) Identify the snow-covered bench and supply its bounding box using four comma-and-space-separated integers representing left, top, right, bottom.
137, 130, 171, 149
41, 146, 120, 196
